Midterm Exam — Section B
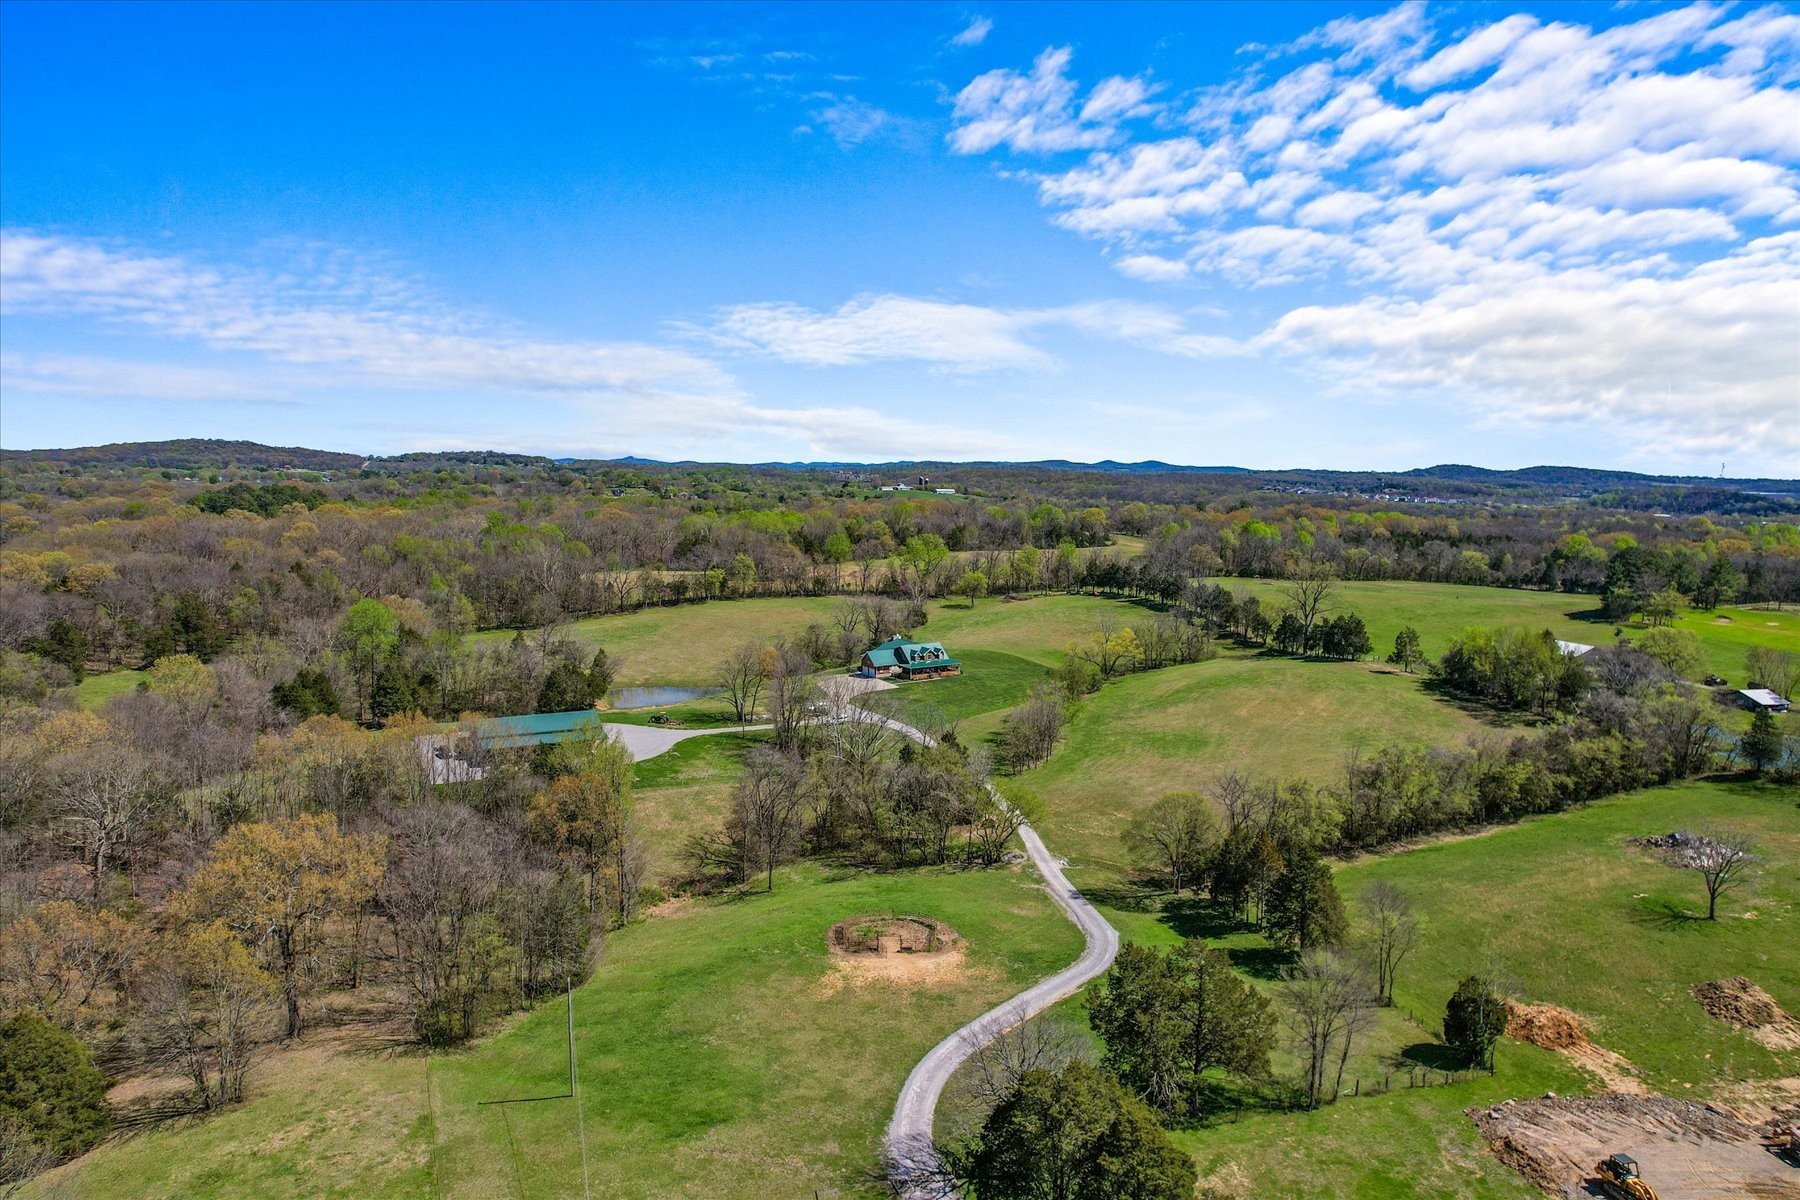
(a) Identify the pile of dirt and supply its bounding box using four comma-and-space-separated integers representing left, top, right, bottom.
1505, 1001, 1645, 1093
829, 915, 958, 957
1470, 1093, 1792, 1199
1507, 1002, 1589, 1051
1694, 977, 1800, 1050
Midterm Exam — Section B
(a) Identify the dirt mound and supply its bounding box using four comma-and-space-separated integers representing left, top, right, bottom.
1507, 1002, 1589, 1051
821, 915, 971, 995
829, 915, 958, 957
1470, 1094, 1795, 1199
1694, 978, 1800, 1050
1505, 1002, 1645, 1093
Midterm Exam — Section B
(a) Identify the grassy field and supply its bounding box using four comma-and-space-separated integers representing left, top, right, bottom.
1027, 653, 1488, 875
1339, 776, 1800, 1093
1230, 580, 1799, 684
69, 667, 148, 709
31, 863, 1084, 1200
1015, 777, 1799, 1200
876, 648, 1049, 730
1668, 604, 1800, 683
470, 597, 845, 685
630, 731, 769, 876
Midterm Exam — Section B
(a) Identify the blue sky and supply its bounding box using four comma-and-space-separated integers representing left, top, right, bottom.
2, 1, 1797, 472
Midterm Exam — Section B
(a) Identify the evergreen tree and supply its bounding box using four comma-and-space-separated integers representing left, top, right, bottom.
1444, 975, 1507, 1069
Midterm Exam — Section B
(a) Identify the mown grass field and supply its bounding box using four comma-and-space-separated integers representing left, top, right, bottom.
30, 864, 1083, 1200
1339, 776, 1800, 1093
470, 597, 844, 685
1669, 604, 1800, 683
1231, 579, 1800, 684
1027, 778, 1799, 1200
69, 667, 148, 709
1028, 654, 1488, 875
630, 731, 769, 876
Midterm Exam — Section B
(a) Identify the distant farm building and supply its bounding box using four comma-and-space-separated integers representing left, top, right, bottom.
859, 637, 961, 680
1738, 688, 1791, 713
934, 488, 956, 495
1556, 640, 1597, 657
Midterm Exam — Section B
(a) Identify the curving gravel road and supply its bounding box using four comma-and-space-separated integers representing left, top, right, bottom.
880, 719, 1121, 1198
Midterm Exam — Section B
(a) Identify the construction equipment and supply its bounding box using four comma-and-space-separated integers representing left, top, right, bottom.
1595, 1154, 1660, 1200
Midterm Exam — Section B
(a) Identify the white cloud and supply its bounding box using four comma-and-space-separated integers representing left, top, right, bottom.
0, 231, 1038, 460
706, 293, 1243, 369
949, 47, 1155, 154
951, 16, 993, 48
1113, 254, 1190, 282
951, 3, 1800, 458
809, 97, 899, 147
1261, 234, 1800, 456
0, 353, 293, 403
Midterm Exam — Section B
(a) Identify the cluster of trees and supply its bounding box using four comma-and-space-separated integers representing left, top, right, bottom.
6, 450, 1798, 693
683, 703, 1031, 888
0, 668, 637, 1183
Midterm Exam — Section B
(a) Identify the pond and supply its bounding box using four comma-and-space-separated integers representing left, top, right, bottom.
606, 685, 720, 709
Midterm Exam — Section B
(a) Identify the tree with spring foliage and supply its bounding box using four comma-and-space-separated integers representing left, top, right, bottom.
175, 813, 386, 1039
1124, 792, 1221, 895
526, 737, 640, 923
1387, 626, 1425, 674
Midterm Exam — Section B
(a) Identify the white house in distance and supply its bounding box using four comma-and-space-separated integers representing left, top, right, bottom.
1556, 640, 1598, 657
1738, 688, 1791, 714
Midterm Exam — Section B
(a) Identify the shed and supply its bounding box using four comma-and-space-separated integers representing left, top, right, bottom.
1555, 640, 1597, 657
859, 637, 961, 680
1738, 688, 1791, 713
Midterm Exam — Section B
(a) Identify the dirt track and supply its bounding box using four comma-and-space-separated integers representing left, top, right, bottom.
1471, 1093, 1800, 1198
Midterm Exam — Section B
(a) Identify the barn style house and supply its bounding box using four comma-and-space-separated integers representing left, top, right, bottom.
859, 637, 962, 680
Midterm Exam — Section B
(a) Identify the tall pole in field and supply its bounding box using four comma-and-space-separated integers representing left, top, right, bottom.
569, 979, 593, 1200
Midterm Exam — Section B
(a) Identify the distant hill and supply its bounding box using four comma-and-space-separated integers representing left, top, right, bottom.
0, 438, 365, 472
2, 439, 1792, 498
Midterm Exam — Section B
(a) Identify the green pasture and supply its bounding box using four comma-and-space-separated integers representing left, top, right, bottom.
30, 864, 1083, 1200
1339, 777, 1800, 1094
69, 667, 148, 709
1028, 654, 1487, 875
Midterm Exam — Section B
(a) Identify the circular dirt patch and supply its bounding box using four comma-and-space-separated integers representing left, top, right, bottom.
829, 915, 959, 958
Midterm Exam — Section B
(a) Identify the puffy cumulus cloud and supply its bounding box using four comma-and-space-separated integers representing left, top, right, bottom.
1261, 234, 1800, 457
0, 231, 1031, 461
951, 3, 1800, 458
949, 47, 1157, 154
705, 293, 1244, 370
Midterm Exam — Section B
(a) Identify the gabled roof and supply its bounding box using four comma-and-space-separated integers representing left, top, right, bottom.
863, 637, 956, 669
1556, 640, 1597, 656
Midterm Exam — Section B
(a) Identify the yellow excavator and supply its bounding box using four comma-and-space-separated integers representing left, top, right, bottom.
1596, 1154, 1660, 1200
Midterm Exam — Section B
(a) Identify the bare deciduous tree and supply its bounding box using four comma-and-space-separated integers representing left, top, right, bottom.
1663, 827, 1755, 920
1280, 560, 1339, 650
734, 748, 810, 892
1358, 880, 1418, 1005
1282, 948, 1377, 1109
716, 641, 771, 724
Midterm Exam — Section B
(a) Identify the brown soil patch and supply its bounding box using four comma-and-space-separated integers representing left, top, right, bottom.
1694, 978, 1800, 1050
820, 915, 969, 995
1470, 1093, 1800, 1198
1505, 1002, 1646, 1094
829, 915, 958, 957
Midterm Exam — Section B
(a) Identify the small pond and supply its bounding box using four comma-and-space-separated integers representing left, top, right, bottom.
606, 685, 720, 709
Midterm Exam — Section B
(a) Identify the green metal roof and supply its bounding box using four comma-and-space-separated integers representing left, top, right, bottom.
474, 709, 604, 749
863, 637, 957, 671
